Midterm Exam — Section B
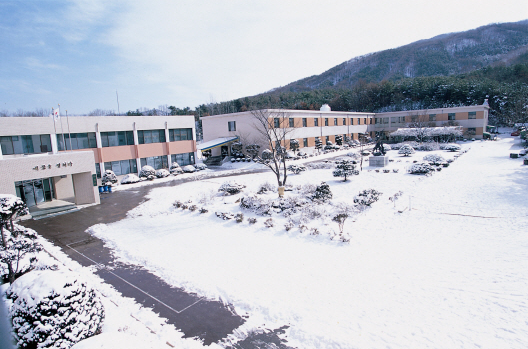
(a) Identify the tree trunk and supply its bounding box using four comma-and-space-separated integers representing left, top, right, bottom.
0, 224, 15, 284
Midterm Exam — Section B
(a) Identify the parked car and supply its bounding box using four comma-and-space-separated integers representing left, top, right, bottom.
511, 130, 520, 136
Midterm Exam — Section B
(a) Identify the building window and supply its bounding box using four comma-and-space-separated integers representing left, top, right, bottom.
273, 118, 280, 128
468, 112, 476, 119
100, 131, 133, 148
95, 163, 101, 178
343, 118, 346, 125
303, 138, 308, 147
324, 118, 328, 126
429, 114, 436, 121
325, 136, 330, 144
140, 155, 168, 170
334, 118, 338, 126
351, 118, 355, 125
448, 113, 456, 121
302, 118, 307, 127
169, 128, 193, 141
58, 132, 97, 150
137, 129, 166, 144
411, 115, 418, 123
1, 134, 52, 155
228, 121, 236, 131
289, 118, 295, 128
171, 152, 195, 166
314, 118, 319, 127
363, 118, 367, 124
467, 127, 476, 135
104, 159, 137, 176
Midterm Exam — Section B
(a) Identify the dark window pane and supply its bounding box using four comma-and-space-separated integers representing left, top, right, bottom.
138, 131, 145, 144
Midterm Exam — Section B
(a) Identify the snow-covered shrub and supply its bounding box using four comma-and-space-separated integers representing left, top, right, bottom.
354, 189, 382, 207
310, 227, 320, 235
284, 220, 295, 231
415, 142, 440, 151
312, 182, 332, 202
287, 164, 307, 174
169, 163, 183, 175
101, 170, 117, 186
0, 224, 42, 283
139, 166, 156, 179
257, 182, 276, 194
182, 165, 196, 173
240, 196, 272, 216
188, 205, 197, 212
300, 205, 326, 222
423, 154, 446, 165
199, 207, 208, 214
173, 201, 183, 208
215, 212, 234, 220
218, 181, 246, 195
398, 144, 415, 156
264, 218, 274, 228
235, 213, 244, 223
391, 141, 419, 150
393, 168, 399, 173
409, 162, 434, 174
444, 144, 461, 152
270, 197, 307, 217
382, 144, 391, 151
155, 169, 170, 178
333, 160, 359, 181
7, 269, 104, 349
120, 174, 140, 184
306, 162, 334, 170
195, 163, 207, 171
248, 218, 257, 224
261, 149, 273, 160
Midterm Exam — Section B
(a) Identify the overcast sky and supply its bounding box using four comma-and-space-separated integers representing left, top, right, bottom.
1, 0, 527, 115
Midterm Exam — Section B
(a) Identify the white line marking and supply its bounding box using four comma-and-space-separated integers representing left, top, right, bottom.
66, 242, 203, 314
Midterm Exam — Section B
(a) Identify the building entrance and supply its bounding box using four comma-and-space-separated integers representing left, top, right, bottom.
15, 178, 54, 208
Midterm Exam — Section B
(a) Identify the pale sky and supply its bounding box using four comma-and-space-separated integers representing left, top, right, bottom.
1, 0, 527, 115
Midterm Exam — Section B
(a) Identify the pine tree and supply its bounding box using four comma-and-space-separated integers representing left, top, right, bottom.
333, 160, 359, 181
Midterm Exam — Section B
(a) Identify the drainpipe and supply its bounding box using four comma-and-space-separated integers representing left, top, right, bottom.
165, 121, 171, 167
95, 123, 104, 176
133, 122, 141, 173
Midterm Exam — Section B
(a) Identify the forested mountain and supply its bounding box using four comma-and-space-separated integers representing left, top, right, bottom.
276, 20, 528, 93
195, 20, 528, 126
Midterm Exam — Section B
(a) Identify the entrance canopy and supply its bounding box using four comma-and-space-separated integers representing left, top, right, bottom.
197, 136, 239, 151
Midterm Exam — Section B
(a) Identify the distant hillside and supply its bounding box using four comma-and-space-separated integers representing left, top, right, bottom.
276, 20, 528, 93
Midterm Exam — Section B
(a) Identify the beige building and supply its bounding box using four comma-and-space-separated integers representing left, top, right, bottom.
200, 103, 489, 157
0, 115, 196, 210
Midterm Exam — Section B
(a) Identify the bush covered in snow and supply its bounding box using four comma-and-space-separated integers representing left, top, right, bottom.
138, 166, 156, 179
1, 224, 42, 283
101, 170, 117, 186
169, 163, 183, 175
409, 162, 434, 174
333, 160, 359, 181
257, 182, 276, 194
240, 196, 272, 216
120, 174, 140, 184
312, 182, 332, 202
7, 269, 104, 349
443, 144, 461, 152
346, 151, 361, 160
423, 154, 446, 165
155, 169, 170, 178
306, 162, 334, 170
218, 181, 246, 195
415, 142, 440, 151
182, 165, 196, 173
195, 163, 207, 171
287, 164, 307, 174
353, 189, 382, 207
398, 144, 416, 156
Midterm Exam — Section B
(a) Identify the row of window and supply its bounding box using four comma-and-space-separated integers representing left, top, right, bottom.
267, 112, 479, 130
56, 128, 193, 151
97, 152, 196, 177
1, 135, 52, 155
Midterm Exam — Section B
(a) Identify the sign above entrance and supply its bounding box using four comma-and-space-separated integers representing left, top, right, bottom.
33, 162, 73, 171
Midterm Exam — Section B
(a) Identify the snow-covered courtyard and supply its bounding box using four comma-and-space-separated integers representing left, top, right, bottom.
88, 136, 528, 349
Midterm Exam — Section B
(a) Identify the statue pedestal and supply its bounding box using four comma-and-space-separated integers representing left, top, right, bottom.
369, 156, 389, 167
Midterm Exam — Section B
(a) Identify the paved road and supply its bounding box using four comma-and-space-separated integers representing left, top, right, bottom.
21, 176, 246, 345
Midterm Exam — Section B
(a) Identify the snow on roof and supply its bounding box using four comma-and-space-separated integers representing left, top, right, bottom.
390, 126, 463, 137
197, 136, 239, 151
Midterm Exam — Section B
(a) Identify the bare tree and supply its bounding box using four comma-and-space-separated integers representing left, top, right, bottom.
406, 110, 432, 143
251, 109, 293, 190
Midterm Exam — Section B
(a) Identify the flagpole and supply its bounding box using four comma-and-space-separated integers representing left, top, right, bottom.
66, 109, 73, 152
58, 104, 66, 150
